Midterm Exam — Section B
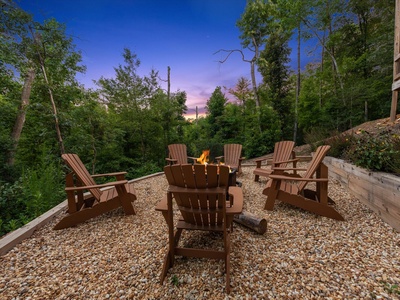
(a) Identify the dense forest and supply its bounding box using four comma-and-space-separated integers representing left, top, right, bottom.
0, 0, 397, 234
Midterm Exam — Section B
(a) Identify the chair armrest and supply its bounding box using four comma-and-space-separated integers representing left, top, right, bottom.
165, 158, 177, 163
91, 171, 127, 178
65, 180, 128, 191
269, 174, 328, 182
226, 186, 243, 215
254, 158, 266, 163
155, 196, 168, 212
215, 156, 223, 164
165, 158, 178, 166
168, 186, 226, 195
254, 157, 272, 168
187, 156, 198, 163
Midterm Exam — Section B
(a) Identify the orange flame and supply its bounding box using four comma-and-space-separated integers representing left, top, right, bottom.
196, 150, 210, 164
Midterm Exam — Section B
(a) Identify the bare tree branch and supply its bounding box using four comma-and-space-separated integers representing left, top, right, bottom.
213, 49, 252, 64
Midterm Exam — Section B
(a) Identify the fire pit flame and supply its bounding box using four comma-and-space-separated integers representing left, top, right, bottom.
196, 150, 209, 165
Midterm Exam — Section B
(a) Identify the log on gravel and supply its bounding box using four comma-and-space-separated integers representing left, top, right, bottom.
233, 210, 267, 234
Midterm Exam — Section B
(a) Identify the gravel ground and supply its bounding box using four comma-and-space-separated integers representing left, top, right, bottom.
1, 165, 400, 299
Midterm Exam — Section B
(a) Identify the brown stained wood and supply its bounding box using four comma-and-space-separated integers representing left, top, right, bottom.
262, 145, 345, 221
215, 144, 244, 174
233, 211, 267, 234
253, 141, 297, 182
166, 144, 198, 165
155, 164, 243, 293
53, 154, 137, 230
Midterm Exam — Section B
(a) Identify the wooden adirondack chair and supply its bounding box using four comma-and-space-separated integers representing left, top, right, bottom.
263, 145, 344, 220
155, 164, 243, 293
165, 144, 198, 165
215, 144, 245, 175
253, 141, 298, 182
54, 154, 137, 230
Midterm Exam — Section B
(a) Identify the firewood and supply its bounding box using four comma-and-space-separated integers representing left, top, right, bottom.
233, 210, 267, 234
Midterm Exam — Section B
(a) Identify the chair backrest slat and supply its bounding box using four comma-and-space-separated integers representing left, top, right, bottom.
273, 141, 295, 166
168, 144, 189, 165
62, 154, 102, 200
298, 145, 331, 191
223, 144, 242, 168
165, 164, 228, 227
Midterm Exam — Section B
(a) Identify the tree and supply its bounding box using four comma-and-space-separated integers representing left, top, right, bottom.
205, 86, 228, 136
1, 2, 36, 165
258, 30, 293, 139
1, 2, 85, 165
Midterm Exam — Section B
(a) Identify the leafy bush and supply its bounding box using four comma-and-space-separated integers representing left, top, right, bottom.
325, 132, 356, 158
326, 129, 400, 174
0, 158, 64, 237
345, 131, 400, 173
303, 127, 331, 151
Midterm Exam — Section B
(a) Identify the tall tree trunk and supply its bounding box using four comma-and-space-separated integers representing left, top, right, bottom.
167, 66, 170, 102
250, 60, 260, 109
30, 27, 65, 154
7, 66, 36, 166
320, 33, 325, 108
302, 17, 345, 104
39, 62, 65, 154
293, 25, 301, 143
250, 37, 262, 133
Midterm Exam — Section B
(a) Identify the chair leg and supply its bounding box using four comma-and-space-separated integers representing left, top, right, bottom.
160, 250, 172, 284
160, 228, 183, 284
225, 255, 230, 293
264, 180, 279, 210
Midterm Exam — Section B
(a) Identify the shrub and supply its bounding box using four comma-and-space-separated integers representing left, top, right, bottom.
304, 127, 330, 152
0, 158, 64, 237
344, 131, 400, 173
325, 132, 356, 159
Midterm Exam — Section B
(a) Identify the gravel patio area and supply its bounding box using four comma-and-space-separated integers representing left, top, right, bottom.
1, 165, 399, 299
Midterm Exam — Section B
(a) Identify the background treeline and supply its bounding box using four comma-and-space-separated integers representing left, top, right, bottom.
0, 0, 397, 235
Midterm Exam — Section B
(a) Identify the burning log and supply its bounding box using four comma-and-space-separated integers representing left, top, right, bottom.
233, 211, 267, 234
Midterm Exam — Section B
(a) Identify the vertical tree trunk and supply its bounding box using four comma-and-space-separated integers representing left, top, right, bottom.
293, 25, 301, 143
39, 62, 65, 154
30, 27, 65, 154
7, 66, 36, 166
167, 66, 170, 102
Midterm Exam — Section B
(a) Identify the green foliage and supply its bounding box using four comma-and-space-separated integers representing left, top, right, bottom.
344, 131, 400, 173
303, 127, 330, 151
127, 161, 161, 179
325, 133, 355, 159
0, 151, 64, 236
170, 275, 179, 287
382, 282, 400, 295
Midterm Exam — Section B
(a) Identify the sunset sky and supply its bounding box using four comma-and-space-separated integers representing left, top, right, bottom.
18, 0, 310, 117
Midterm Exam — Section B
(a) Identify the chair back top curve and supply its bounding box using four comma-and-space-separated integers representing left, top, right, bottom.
164, 164, 230, 226
168, 144, 190, 165
223, 144, 242, 168
272, 141, 295, 164
298, 145, 331, 191
61, 154, 102, 200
